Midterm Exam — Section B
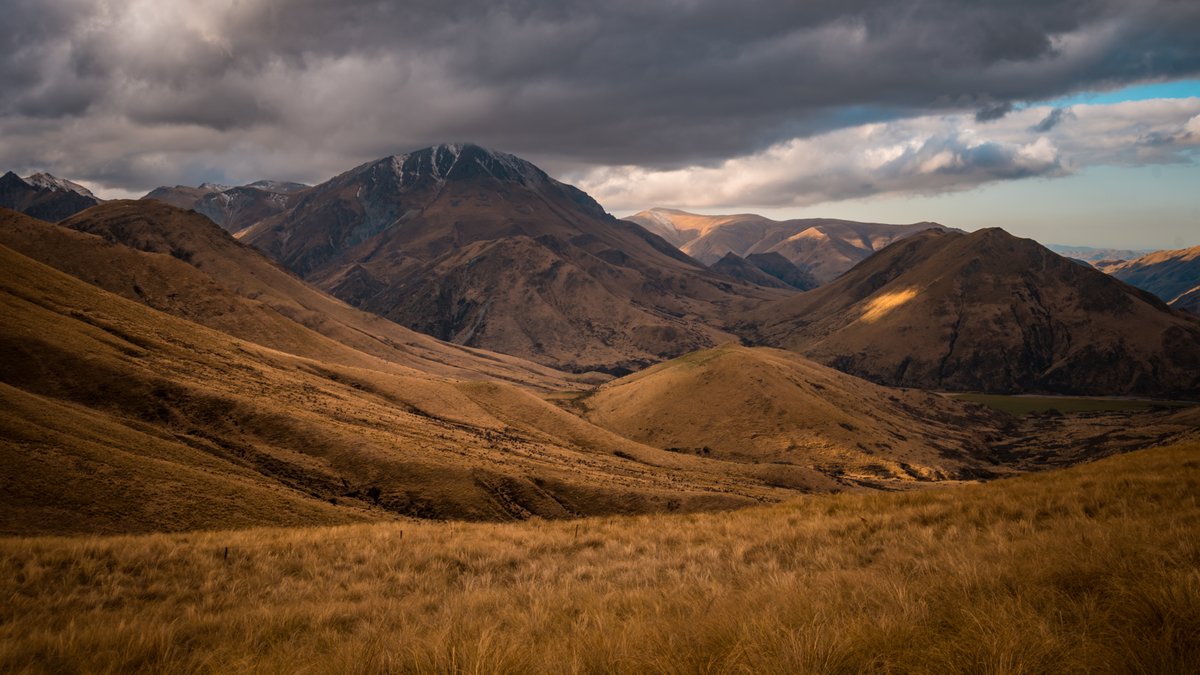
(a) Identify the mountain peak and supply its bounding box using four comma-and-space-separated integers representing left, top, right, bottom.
380, 143, 548, 187
21, 172, 96, 198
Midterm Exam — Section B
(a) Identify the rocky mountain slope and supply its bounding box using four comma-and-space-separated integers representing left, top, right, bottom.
0, 171, 101, 222
748, 228, 1200, 397
241, 144, 788, 374
143, 180, 308, 233
624, 207, 945, 283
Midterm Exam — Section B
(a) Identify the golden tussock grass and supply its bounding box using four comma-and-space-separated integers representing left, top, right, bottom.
2, 443, 1198, 674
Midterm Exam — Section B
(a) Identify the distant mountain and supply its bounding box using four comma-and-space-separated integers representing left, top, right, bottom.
748, 228, 1200, 397
708, 251, 817, 290
142, 180, 309, 233
0, 171, 101, 222
745, 252, 819, 291
23, 172, 96, 197
1047, 244, 1153, 263
709, 252, 794, 289
1101, 246, 1200, 308
141, 185, 215, 209
241, 143, 787, 374
624, 207, 947, 284
1172, 286, 1200, 314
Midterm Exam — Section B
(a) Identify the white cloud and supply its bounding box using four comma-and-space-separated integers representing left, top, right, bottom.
571, 98, 1200, 211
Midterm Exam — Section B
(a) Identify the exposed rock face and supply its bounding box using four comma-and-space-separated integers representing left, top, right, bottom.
0, 171, 101, 222
142, 181, 309, 233
241, 143, 788, 373
748, 228, 1200, 398
624, 207, 948, 283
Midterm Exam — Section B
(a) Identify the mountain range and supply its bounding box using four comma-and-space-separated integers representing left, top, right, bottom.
624, 207, 947, 284
1, 200, 1063, 534
2, 144, 1198, 535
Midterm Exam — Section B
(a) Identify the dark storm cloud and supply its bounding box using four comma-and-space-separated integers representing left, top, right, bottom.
1030, 108, 1074, 133
1, 0, 1199, 192
975, 101, 1014, 122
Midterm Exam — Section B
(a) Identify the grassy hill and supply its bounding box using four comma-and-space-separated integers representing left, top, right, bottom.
1, 442, 1196, 672
578, 344, 1007, 489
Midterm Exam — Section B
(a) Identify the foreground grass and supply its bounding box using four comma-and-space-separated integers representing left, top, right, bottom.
949, 392, 1195, 416
2, 444, 1198, 674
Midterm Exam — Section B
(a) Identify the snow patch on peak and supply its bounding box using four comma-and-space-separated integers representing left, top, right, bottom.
198, 182, 233, 192
24, 172, 96, 198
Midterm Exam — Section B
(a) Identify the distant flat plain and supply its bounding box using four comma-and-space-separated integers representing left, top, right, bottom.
948, 393, 1197, 416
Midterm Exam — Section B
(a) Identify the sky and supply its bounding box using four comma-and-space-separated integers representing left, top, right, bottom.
1, 0, 1199, 249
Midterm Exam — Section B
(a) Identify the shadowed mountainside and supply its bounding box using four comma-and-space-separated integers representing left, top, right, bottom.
1103, 245, 1200, 309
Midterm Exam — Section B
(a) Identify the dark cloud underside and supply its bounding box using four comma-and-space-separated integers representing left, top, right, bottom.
1, 0, 1198, 190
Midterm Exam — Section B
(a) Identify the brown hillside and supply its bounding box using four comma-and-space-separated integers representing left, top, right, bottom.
750, 228, 1200, 397
242, 144, 789, 374
0, 242, 801, 534
32, 202, 579, 389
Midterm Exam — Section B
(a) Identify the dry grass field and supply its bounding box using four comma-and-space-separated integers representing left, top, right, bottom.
2, 442, 1197, 674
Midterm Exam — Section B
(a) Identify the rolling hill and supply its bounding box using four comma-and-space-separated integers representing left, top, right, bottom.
240, 144, 788, 374
577, 344, 1007, 489
624, 207, 946, 283
749, 228, 1200, 397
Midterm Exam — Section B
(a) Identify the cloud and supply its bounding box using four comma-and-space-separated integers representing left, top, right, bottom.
572, 99, 1200, 211
1030, 107, 1074, 132
0, 0, 1199, 194
975, 101, 1014, 122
